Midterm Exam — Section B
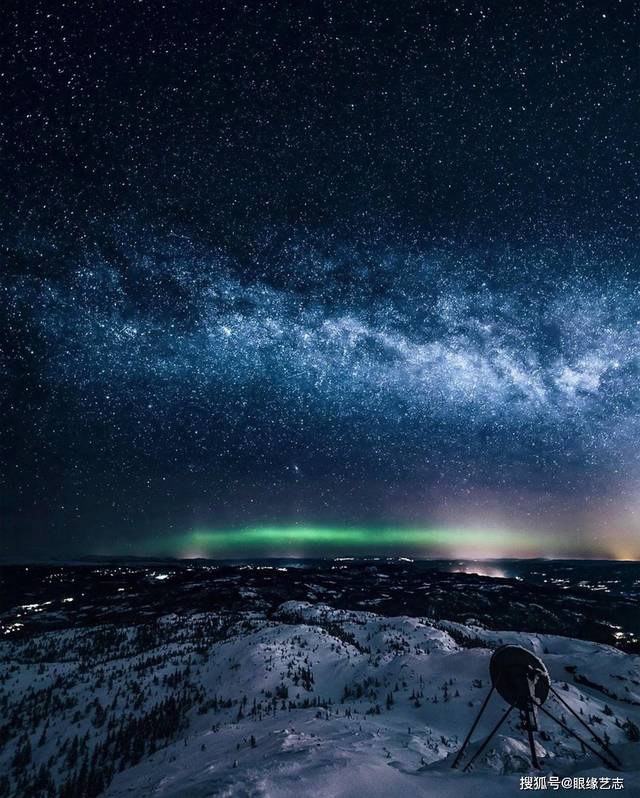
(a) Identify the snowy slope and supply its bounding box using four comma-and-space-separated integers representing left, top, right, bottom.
1, 602, 638, 797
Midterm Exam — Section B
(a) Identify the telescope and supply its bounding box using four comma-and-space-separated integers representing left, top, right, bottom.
451, 645, 621, 772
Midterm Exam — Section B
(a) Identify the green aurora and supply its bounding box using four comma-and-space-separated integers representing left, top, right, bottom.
142, 525, 559, 558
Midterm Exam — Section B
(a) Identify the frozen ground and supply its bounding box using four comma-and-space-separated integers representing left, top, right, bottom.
1, 598, 639, 797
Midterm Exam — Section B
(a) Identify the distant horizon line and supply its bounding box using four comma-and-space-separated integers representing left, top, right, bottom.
1, 554, 639, 565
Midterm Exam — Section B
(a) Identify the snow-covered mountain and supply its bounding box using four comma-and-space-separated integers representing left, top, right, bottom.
1, 599, 638, 797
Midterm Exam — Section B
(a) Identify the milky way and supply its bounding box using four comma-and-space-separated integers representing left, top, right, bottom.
2, 1, 638, 557
4, 236, 640, 557
10, 240, 640, 453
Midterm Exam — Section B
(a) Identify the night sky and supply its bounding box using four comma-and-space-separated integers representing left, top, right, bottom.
2, 1, 639, 559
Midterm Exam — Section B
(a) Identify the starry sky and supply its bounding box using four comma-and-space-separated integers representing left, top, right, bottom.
2, 1, 639, 559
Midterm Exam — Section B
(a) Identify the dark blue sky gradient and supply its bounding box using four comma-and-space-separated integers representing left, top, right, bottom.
1, 1, 638, 557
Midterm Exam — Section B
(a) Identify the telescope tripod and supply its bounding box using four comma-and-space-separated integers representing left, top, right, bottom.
451, 682, 621, 773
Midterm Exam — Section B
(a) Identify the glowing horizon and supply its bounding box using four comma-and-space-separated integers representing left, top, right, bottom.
133, 524, 592, 560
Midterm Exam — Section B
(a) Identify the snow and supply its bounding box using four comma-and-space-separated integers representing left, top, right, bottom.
1, 602, 638, 797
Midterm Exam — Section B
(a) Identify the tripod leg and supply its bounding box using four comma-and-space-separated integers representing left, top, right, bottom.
519, 701, 540, 769
549, 686, 622, 767
526, 726, 539, 768
451, 686, 494, 769
463, 704, 513, 772
537, 704, 620, 771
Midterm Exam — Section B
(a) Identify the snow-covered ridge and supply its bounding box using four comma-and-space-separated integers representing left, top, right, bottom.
0, 603, 638, 797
